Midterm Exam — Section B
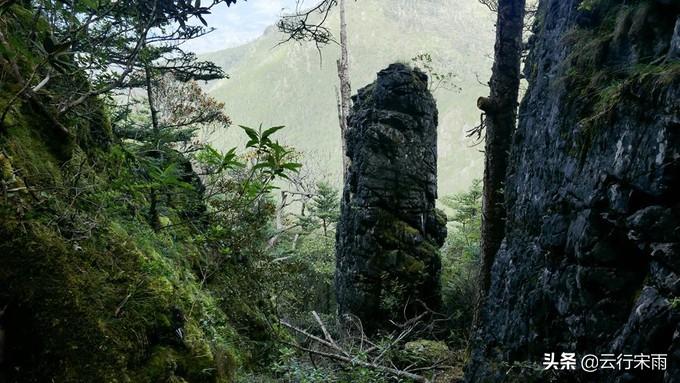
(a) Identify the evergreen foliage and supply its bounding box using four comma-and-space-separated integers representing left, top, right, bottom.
440, 180, 482, 347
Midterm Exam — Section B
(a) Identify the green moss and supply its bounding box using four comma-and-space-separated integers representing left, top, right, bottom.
578, 0, 600, 12
671, 297, 680, 310
4, 119, 63, 181
561, 0, 679, 157
435, 208, 447, 227
373, 209, 421, 248
140, 347, 184, 382
138, 340, 235, 383
0, 10, 244, 379
0, 152, 13, 180
403, 255, 426, 274
0, 186, 243, 381
403, 339, 450, 361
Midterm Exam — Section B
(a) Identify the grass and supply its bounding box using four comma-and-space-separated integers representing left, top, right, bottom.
556, 0, 679, 159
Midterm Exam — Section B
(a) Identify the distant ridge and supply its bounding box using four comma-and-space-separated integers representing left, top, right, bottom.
203, 0, 495, 194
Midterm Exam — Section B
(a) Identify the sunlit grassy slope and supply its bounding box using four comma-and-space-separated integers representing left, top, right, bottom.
203, 0, 495, 194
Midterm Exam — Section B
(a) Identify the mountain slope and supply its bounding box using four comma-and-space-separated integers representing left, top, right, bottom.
204, 0, 495, 194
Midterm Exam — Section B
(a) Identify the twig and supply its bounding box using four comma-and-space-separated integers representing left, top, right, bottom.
114, 292, 132, 317
280, 319, 340, 352
0, 30, 69, 134
312, 310, 349, 357
32, 73, 50, 92
282, 340, 430, 383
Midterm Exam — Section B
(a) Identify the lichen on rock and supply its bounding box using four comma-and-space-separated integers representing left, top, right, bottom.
335, 63, 447, 333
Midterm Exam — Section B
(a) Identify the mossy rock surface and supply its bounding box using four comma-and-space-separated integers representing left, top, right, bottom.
0, 5, 247, 382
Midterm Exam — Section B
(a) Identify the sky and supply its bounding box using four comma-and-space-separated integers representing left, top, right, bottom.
184, 0, 301, 53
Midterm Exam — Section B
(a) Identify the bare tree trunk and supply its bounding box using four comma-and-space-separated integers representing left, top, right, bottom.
144, 59, 162, 230
268, 191, 288, 248
337, 0, 351, 176
144, 62, 161, 142
478, 0, 526, 296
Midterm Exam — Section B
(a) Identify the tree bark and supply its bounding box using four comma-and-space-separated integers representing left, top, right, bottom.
144, 61, 161, 142
144, 58, 162, 230
479, 0, 525, 296
336, 0, 351, 176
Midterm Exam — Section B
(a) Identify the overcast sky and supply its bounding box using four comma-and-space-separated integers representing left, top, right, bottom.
184, 0, 301, 53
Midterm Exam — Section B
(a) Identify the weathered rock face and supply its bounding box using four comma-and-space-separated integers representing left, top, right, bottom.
467, 1, 680, 382
335, 63, 447, 332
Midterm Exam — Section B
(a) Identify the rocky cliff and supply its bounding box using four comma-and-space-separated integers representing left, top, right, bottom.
335, 64, 447, 333
467, 0, 680, 382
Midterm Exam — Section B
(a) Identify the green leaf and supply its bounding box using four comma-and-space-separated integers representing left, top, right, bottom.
281, 162, 302, 171
252, 162, 272, 171
268, 141, 287, 153
261, 125, 285, 142
239, 125, 259, 143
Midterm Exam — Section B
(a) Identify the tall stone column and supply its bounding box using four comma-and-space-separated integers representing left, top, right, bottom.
335, 63, 447, 333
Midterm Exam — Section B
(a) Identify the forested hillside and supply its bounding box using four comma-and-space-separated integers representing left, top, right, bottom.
203, 0, 495, 194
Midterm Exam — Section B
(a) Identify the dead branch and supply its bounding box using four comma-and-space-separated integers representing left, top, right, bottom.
312, 310, 349, 357
277, 0, 338, 46
280, 319, 343, 354
0, 30, 68, 134
478, 0, 498, 12
281, 339, 430, 383
336, 0, 351, 174
466, 113, 487, 146
279, 311, 447, 383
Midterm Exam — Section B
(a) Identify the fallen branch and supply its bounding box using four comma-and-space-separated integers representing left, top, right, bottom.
280, 319, 342, 354
312, 310, 349, 357
282, 340, 430, 383
280, 314, 431, 383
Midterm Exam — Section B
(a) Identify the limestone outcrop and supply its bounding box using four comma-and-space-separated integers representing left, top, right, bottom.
335, 63, 447, 333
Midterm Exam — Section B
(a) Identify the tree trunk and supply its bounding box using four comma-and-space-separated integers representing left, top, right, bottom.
267, 191, 288, 248
144, 61, 161, 143
479, 0, 525, 296
144, 59, 162, 230
337, 0, 351, 176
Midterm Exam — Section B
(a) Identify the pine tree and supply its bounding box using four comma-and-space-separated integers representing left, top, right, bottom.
309, 182, 340, 237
